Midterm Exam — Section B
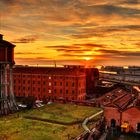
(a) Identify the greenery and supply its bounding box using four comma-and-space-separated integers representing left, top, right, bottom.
0, 103, 102, 140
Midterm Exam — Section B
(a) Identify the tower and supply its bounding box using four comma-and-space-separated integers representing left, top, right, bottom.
0, 34, 18, 115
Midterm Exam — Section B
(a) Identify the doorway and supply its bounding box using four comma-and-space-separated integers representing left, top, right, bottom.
137, 123, 140, 131
111, 119, 116, 128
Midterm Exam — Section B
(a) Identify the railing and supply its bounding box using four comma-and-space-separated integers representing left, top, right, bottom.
100, 73, 140, 86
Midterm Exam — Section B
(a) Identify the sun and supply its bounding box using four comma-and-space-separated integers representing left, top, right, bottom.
84, 57, 91, 61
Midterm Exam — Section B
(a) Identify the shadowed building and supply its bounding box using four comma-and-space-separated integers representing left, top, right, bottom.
0, 34, 18, 115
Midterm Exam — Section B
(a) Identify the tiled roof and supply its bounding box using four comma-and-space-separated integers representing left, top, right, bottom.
100, 88, 135, 111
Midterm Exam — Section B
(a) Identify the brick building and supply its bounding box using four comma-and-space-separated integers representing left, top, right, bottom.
103, 88, 140, 133
13, 65, 99, 101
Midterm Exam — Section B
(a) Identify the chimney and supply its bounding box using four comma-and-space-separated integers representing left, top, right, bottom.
0, 34, 3, 40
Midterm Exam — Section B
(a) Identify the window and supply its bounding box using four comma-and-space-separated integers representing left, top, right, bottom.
66, 82, 68, 86
28, 87, 30, 91
43, 81, 46, 85
60, 82, 62, 86
54, 82, 57, 86
72, 90, 75, 94
49, 76, 51, 80
38, 88, 40, 92
38, 81, 40, 84
54, 89, 56, 94
49, 82, 51, 86
72, 82, 75, 87
49, 89, 51, 93
33, 87, 35, 91
60, 89, 62, 94
66, 90, 68, 94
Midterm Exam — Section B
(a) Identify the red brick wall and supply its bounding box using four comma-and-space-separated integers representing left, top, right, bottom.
104, 107, 121, 127
13, 67, 86, 101
122, 107, 140, 132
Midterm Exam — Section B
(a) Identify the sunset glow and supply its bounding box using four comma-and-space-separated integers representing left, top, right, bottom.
84, 57, 92, 61
0, 0, 140, 66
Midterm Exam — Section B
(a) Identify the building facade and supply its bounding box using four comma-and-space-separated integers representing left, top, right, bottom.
13, 65, 89, 101
0, 34, 17, 115
103, 88, 140, 133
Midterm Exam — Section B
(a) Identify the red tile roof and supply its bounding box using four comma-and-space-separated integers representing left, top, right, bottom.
100, 88, 135, 111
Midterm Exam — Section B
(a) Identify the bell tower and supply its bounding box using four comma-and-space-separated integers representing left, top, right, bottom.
0, 34, 18, 115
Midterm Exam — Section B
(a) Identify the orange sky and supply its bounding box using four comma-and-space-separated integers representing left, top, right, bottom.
0, 0, 140, 66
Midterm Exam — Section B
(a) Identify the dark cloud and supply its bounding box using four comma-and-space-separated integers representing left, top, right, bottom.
15, 52, 44, 55
123, 0, 140, 5
57, 49, 92, 54
44, 45, 81, 50
0, 0, 15, 4
74, 43, 106, 48
98, 49, 140, 57
135, 42, 140, 46
44, 43, 106, 53
12, 35, 39, 43
85, 4, 140, 17
71, 25, 140, 39
60, 54, 95, 57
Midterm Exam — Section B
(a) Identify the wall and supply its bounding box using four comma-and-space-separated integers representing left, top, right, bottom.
122, 107, 140, 132
13, 67, 86, 101
104, 106, 121, 127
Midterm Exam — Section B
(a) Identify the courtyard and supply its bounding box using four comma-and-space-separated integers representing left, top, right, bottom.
0, 103, 102, 140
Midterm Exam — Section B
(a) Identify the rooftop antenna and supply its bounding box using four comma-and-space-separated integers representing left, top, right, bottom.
54, 60, 56, 68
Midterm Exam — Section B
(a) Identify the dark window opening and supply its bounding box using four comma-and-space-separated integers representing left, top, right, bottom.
111, 119, 116, 128
137, 123, 140, 131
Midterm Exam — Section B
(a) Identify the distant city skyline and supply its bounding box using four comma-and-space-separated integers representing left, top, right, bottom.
0, 0, 140, 66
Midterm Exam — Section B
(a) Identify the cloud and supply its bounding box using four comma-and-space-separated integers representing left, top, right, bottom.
71, 25, 140, 39
12, 35, 39, 43
98, 49, 140, 57
44, 43, 106, 54
122, 0, 140, 5
15, 52, 44, 55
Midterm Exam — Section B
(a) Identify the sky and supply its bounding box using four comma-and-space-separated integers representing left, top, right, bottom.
0, 0, 140, 66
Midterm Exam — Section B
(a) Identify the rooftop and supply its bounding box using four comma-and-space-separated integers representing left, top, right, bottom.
13, 65, 86, 76
98, 88, 137, 111
0, 34, 15, 47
